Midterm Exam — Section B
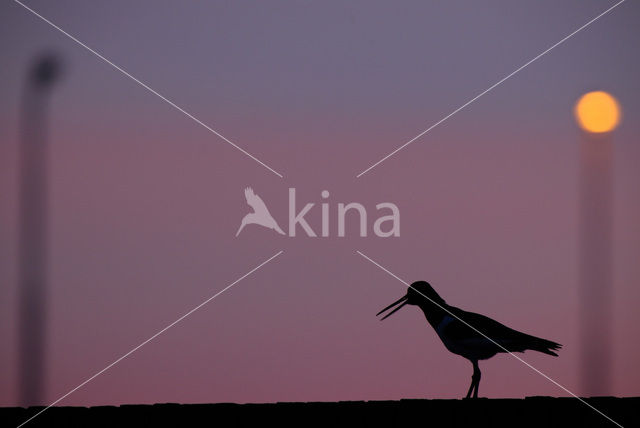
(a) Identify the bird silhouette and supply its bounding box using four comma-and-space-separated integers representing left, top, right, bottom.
377, 281, 561, 398
236, 187, 285, 237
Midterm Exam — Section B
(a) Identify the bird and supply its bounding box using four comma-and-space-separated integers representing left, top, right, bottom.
376, 281, 561, 398
236, 187, 286, 237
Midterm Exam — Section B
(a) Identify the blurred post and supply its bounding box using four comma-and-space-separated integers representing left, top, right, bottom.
18, 53, 62, 407
575, 91, 620, 397
579, 132, 612, 396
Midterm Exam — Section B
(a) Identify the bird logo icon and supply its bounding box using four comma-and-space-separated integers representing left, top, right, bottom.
236, 187, 286, 237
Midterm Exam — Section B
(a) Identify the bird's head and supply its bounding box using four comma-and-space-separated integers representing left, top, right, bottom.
376, 281, 445, 320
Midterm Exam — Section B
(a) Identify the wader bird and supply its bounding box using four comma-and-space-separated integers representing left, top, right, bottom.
377, 281, 561, 398
236, 187, 285, 237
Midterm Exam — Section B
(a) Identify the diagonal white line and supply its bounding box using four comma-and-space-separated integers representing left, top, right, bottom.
16, 250, 284, 428
356, 250, 624, 428
14, 0, 284, 178
356, 0, 626, 178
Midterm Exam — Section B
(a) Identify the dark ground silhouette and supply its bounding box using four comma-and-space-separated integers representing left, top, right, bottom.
3, 397, 638, 427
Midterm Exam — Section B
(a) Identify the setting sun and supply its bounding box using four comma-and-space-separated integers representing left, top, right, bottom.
574, 91, 621, 133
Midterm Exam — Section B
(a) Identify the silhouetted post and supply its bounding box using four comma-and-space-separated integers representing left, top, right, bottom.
18, 53, 62, 407
579, 133, 612, 396
574, 91, 620, 397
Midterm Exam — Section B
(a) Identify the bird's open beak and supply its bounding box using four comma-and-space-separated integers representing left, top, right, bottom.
376, 295, 408, 320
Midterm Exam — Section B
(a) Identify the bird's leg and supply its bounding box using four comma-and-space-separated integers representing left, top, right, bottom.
465, 360, 481, 399
465, 360, 476, 399
472, 360, 481, 398
465, 376, 475, 399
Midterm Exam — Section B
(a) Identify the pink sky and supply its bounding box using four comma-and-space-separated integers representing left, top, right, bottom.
1, 0, 639, 407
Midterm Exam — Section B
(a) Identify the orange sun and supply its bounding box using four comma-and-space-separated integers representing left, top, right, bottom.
574, 91, 621, 133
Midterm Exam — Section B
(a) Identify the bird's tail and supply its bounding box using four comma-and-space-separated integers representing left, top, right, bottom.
273, 223, 285, 235
526, 335, 562, 356
500, 331, 562, 356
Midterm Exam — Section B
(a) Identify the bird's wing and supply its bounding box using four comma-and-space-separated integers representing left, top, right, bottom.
244, 187, 271, 215
441, 307, 506, 342
444, 307, 561, 355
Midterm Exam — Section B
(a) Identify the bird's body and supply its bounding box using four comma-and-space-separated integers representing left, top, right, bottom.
236, 187, 285, 237
377, 281, 561, 398
426, 305, 560, 361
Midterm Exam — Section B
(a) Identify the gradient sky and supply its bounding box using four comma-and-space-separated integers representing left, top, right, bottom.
1, 0, 640, 407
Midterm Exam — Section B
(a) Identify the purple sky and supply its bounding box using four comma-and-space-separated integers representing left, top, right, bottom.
1, 0, 640, 407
